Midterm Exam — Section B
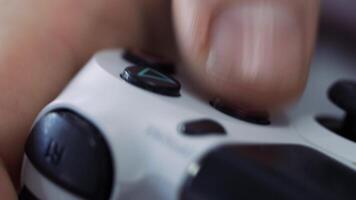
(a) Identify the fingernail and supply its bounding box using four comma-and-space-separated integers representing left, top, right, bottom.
207, 3, 305, 87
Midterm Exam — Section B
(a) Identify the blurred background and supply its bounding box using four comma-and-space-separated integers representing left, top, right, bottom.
321, 0, 356, 46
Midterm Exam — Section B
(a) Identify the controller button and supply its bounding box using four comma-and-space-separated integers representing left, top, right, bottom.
210, 99, 270, 125
319, 80, 356, 141
180, 119, 226, 136
25, 111, 113, 200
121, 66, 181, 97
123, 50, 175, 74
329, 80, 356, 115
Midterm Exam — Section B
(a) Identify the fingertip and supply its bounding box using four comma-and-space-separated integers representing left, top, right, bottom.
174, 0, 319, 111
184, 63, 307, 112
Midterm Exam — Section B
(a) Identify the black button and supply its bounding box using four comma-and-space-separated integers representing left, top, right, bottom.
210, 99, 270, 125
25, 110, 113, 200
328, 80, 356, 115
320, 79, 356, 141
123, 50, 175, 74
180, 119, 226, 136
121, 66, 181, 97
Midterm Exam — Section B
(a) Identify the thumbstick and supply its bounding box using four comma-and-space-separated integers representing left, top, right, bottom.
328, 80, 356, 139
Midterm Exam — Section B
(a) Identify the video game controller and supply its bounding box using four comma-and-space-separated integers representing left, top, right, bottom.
19, 43, 356, 200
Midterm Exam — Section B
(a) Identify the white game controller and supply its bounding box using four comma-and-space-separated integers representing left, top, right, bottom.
19, 42, 356, 200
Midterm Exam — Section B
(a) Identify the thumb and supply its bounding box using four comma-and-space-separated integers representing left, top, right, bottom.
173, 0, 320, 110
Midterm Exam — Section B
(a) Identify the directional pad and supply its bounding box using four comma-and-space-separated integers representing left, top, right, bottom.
121, 66, 181, 97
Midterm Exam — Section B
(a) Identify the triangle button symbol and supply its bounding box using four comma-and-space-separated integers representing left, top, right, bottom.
138, 68, 175, 84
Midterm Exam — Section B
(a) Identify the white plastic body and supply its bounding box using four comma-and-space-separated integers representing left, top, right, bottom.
21, 40, 356, 200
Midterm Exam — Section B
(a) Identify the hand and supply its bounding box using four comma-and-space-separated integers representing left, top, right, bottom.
0, 0, 319, 198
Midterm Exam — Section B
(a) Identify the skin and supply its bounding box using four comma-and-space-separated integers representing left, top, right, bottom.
0, 0, 320, 197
